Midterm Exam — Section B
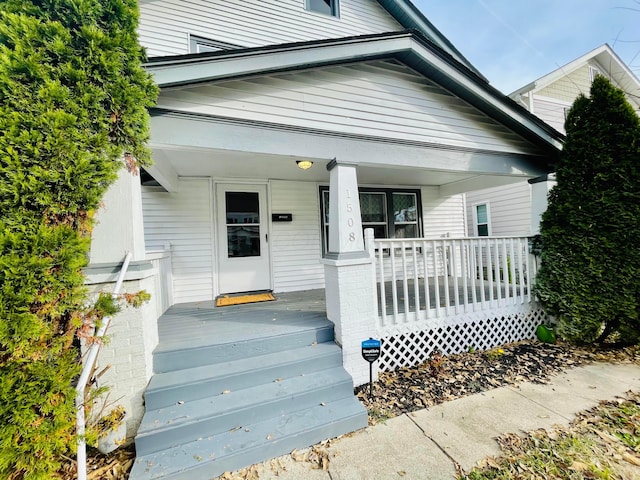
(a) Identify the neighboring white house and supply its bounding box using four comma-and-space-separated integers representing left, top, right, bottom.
85, 1, 565, 477
466, 44, 640, 238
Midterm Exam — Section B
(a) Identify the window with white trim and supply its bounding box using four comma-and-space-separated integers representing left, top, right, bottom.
320, 187, 421, 253
473, 203, 490, 237
305, 0, 339, 17
589, 66, 602, 82
189, 35, 241, 53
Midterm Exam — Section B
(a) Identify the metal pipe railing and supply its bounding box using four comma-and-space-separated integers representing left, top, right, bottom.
75, 251, 132, 480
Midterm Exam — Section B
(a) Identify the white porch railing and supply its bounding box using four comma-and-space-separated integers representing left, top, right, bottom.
364, 231, 545, 371
146, 244, 173, 315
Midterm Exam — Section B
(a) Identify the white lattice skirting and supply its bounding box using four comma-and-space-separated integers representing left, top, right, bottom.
376, 304, 548, 372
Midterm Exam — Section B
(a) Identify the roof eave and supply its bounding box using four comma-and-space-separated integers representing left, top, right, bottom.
144, 31, 563, 163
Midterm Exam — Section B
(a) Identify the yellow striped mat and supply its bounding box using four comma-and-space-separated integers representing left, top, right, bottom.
215, 292, 275, 307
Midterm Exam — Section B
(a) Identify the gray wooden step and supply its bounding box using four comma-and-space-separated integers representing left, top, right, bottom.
129, 396, 367, 480
144, 342, 342, 409
136, 366, 354, 456
153, 323, 334, 373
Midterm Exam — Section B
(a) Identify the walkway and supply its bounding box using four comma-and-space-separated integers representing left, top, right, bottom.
242, 362, 640, 479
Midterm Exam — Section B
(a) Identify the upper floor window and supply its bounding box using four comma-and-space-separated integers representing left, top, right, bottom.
306, 0, 339, 17
189, 35, 241, 53
589, 66, 602, 82
473, 203, 490, 237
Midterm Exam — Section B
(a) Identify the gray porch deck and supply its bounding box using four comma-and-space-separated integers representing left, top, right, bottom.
155, 289, 329, 352
156, 277, 526, 347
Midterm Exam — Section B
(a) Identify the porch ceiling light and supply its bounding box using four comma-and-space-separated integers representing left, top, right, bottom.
296, 160, 314, 170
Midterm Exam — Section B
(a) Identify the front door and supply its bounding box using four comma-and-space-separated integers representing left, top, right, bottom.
216, 184, 271, 294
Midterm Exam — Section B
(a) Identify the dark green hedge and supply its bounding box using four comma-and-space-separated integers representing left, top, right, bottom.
535, 76, 640, 344
0, 1, 157, 477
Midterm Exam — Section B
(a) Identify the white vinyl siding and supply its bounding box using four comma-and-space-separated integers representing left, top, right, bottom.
158, 60, 539, 155
465, 182, 531, 237
532, 96, 571, 134
421, 187, 466, 238
270, 180, 325, 292
139, 0, 401, 57
142, 179, 214, 303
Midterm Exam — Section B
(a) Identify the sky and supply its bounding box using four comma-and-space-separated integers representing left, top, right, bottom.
411, 0, 640, 94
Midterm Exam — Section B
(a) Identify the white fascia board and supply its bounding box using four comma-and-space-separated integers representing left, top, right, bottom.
404, 40, 564, 151
147, 35, 414, 88
510, 44, 625, 97
150, 112, 549, 179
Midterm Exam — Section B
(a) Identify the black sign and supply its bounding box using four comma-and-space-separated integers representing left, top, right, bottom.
361, 338, 381, 363
272, 213, 293, 222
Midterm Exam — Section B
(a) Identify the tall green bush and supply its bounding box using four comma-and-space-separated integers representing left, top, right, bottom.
0, 1, 157, 477
535, 76, 640, 344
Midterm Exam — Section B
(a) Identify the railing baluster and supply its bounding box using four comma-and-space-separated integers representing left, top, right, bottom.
469, 239, 477, 308
509, 238, 518, 305
501, 238, 510, 303
494, 238, 502, 303
432, 240, 441, 315
422, 240, 431, 317
443, 240, 451, 315
401, 241, 410, 318
517, 238, 525, 303
390, 244, 399, 321
411, 241, 421, 318
478, 239, 485, 305
460, 240, 469, 312
378, 244, 387, 326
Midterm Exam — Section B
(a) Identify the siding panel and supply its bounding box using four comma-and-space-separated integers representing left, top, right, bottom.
465, 182, 531, 237
270, 180, 325, 292
158, 60, 538, 155
139, 0, 401, 57
421, 187, 466, 238
142, 179, 214, 303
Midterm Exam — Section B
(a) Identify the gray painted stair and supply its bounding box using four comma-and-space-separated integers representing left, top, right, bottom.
130, 317, 367, 480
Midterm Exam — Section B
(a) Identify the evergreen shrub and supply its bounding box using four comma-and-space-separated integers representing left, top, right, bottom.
535, 76, 640, 344
0, 0, 157, 477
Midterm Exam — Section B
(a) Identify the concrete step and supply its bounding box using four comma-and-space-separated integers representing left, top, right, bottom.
129, 396, 368, 480
145, 342, 343, 410
153, 323, 334, 373
135, 367, 356, 456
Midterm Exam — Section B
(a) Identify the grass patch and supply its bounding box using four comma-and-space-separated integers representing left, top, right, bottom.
462, 391, 640, 480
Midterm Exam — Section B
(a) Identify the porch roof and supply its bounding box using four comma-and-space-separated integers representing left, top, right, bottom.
145, 30, 563, 157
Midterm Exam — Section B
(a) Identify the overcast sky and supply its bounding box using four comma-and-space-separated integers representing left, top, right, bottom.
412, 0, 640, 94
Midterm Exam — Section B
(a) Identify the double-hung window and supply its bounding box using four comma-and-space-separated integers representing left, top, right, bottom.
320, 187, 421, 253
473, 203, 490, 237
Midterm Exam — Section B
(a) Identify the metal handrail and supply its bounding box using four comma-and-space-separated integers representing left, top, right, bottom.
75, 251, 132, 480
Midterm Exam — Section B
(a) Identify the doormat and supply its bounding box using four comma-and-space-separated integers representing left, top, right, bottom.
215, 292, 276, 307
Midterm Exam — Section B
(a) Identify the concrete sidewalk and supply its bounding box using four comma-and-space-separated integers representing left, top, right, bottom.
249, 363, 640, 480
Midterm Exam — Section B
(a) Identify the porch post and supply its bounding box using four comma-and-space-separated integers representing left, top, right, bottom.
322, 160, 378, 387
529, 173, 556, 235
86, 166, 159, 438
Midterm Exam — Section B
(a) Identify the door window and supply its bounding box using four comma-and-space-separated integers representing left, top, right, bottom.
225, 192, 260, 257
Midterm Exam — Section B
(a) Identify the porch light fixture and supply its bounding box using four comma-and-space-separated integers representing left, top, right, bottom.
296, 160, 314, 170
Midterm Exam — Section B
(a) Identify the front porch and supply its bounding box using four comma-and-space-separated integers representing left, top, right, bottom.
148, 233, 546, 375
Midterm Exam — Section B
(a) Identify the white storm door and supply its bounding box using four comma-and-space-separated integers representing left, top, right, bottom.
216, 184, 271, 294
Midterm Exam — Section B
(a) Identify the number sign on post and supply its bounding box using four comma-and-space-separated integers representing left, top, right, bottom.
361, 338, 381, 397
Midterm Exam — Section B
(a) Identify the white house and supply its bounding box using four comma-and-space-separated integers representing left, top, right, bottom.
466, 44, 640, 238
85, 1, 564, 478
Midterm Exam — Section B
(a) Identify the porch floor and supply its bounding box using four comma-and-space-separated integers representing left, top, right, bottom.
156, 289, 329, 352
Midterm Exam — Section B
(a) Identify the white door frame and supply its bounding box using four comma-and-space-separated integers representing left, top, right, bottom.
214, 182, 272, 295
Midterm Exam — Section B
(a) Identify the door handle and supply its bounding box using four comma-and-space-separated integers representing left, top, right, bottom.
265, 233, 268, 243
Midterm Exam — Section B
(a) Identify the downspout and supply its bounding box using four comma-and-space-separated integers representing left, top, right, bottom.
75, 251, 132, 480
